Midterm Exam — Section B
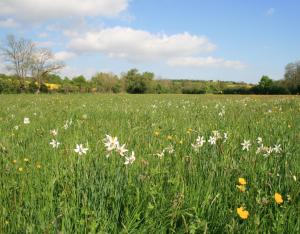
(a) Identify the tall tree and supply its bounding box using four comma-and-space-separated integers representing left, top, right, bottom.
0, 35, 35, 91
30, 48, 64, 93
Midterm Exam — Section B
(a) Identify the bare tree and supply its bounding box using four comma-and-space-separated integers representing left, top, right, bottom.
0, 35, 35, 91
30, 48, 65, 93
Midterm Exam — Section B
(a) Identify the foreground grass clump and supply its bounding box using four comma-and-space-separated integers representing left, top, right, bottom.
0, 94, 299, 233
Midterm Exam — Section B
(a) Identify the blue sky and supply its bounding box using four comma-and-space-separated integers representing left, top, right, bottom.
0, 0, 300, 83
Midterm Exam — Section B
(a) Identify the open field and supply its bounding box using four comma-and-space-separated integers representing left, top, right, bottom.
0, 94, 300, 233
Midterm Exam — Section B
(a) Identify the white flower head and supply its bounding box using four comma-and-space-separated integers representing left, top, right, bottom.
117, 144, 128, 157
223, 132, 228, 142
241, 140, 251, 151
103, 135, 119, 152
74, 144, 88, 155
257, 137, 263, 145
50, 129, 58, 136
124, 151, 136, 165
208, 136, 217, 145
273, 144, 282, 153
165, 145, 174, 154
23, 117, 30, 124
50, 139, 60, 149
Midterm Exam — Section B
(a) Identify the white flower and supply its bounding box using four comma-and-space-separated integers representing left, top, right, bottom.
212, 130, 222, 139
192, 136, 206, 151
50, 129, 58, 136
165, 145, 174, 154
273, 144, 282, 153
50, 139, 60, 149
208, 136, 217, 145
74, 144, 88, 155
124, 151, 136, 165
23, 117, 30, 124
117, 144, 128, 157
257, 137, 263, 145
156, 151, 165, 159
241, 140, 251, 151
223, 133, 228, 142
103, 135, 119, 152
63, 119, 73, 130
293, 175, 297, 181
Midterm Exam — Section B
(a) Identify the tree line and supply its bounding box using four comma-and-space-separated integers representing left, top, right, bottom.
0, 35, 299, 94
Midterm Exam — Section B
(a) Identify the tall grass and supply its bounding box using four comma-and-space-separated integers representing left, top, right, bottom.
0, 94, 299, 233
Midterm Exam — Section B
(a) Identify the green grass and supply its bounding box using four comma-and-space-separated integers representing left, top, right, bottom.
0, 94, 299, 233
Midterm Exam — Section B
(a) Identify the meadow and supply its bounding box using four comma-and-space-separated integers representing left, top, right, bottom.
0, 94, 299, 233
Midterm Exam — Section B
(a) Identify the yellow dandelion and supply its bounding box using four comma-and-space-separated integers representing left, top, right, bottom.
36, 164, 41, 169
236, 185, 246, 192
237, 207, 249, 220
18, 167, 23, 172
274, 192, 283, 204
238, 178, 247, 185
167, 135, 172, 140
24, 158, 29, 162
12, 159, 17, 164
154, 131, 160, 136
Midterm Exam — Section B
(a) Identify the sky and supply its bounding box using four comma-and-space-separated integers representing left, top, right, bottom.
0, 0, 300, 83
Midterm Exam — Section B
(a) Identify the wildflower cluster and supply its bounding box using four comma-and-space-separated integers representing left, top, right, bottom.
191, 130, 228, 151
103, 134, 135, 165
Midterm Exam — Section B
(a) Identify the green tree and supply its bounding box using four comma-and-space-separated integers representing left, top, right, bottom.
123, 69, 154, 94
91, 72, 121, 93
258, 75, 273, 89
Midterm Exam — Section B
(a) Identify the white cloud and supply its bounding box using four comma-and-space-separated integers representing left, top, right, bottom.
0, 18, 19, 28
167, 57, 245, 69
68, 27, 216, 61
266, 8, 275, 16
67, 26, 244, 69
0, 0, 129, 22
54, 51, 76, 61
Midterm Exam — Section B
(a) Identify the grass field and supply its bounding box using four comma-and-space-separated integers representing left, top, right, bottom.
0, 94, 299, 233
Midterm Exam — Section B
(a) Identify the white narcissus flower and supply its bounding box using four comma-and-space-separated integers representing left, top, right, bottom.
223, 133, 228, 142
23, 117, 30, 124
103, 135, 119, 152
124, 151, 136, 165
117, 144, 128, 157
50, 129, 58, 136
273, 144, 282, 153
241, 140, 251, 151
208, 136, 217, 145
74, 144, 88, 155
257, 137, 263, 145
50, 139, 60, 149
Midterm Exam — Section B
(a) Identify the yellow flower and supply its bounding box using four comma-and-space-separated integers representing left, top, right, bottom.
36, 164, 41, 169
179, 140, 183, 144
167, 135, 172, 140
12, 159, 17, 164
239, 178, 247, 185
24, 158, 29, 162
237, 207, 249, 220
236, 185, 246, 192
187, 128, 193, 134
274, 192, 283, 204
18, 167, 23, 172
154, 131, 160, 136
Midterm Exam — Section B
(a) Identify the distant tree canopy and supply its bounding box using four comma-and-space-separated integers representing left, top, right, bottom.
284, 61, 300, 93
0, 37, 299, 95
123, 69, 154, 94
